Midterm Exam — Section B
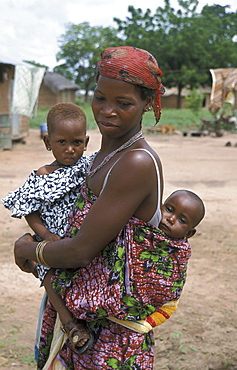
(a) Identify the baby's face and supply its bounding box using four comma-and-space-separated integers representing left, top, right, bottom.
47, 119, 88, 166
159, 193, 197, 239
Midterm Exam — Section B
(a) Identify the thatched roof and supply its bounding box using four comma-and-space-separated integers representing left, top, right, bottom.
43, 71, 80, 93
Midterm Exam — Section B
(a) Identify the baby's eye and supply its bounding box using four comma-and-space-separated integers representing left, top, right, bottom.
58, 140, 65, 144
179, 218, 186, 224
165, 206, 173, 213
74, 140, 82, 145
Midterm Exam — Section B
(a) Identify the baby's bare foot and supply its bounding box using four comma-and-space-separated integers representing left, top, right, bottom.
62, 319, 93, 353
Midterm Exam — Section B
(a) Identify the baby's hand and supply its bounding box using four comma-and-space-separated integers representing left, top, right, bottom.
43, 231, 61, 241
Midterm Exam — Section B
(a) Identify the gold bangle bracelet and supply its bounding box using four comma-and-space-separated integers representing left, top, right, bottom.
35, 240, 50, 267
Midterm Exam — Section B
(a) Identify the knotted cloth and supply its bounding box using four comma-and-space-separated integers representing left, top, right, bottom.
97, 46, 165, 123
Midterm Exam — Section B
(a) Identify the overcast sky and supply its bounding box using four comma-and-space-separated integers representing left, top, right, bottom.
0, 0, 236, 70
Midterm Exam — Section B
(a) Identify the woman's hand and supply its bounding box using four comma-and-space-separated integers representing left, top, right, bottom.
14, 233, 35, 273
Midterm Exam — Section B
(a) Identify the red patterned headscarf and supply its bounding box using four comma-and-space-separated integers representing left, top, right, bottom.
97, 46, 165, 123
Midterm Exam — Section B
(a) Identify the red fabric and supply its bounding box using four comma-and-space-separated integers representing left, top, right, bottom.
155, 309, 170, 320
97, 46, 165, 123
145, 316, 157, 328
38, 182, 191, 369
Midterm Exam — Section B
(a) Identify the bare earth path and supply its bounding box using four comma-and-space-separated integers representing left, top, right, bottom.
0, 128, 237, 369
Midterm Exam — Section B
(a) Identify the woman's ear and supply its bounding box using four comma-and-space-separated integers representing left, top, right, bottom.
144, 96, 154, 112
143, 105, 151, 112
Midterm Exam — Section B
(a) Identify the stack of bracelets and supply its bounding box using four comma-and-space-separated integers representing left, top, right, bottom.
35, 240, 50, 267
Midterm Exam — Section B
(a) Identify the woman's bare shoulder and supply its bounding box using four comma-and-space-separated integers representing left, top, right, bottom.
109, 148, 160, 182
121, 146, 162, 170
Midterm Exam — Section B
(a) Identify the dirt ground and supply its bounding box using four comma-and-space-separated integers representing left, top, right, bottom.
0, 128, 237, 370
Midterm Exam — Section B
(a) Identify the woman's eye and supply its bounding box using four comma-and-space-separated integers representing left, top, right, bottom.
94, 95, 105, 101
118, 101, 131, 107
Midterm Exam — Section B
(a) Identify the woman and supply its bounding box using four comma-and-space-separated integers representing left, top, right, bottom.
14, 46, 190, 369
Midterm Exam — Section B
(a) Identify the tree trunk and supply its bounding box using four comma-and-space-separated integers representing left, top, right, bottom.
84, 91, 89, 103
176, 84, 183, 109
84, 78, 93, 103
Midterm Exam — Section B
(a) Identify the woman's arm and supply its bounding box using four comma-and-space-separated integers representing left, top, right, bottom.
15, 150, 162, 271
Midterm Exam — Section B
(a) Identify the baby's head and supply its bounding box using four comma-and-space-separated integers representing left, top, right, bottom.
46, 102, 87, 136
159, 190, 205, 239
44, 103, 89, 166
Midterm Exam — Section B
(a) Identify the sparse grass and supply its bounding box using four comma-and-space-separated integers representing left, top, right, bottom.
30, 107, 49, 129
0, 343, 36, 368
30, 103, 214, 132
20, 353, 35, 365
171, 330, 183, 340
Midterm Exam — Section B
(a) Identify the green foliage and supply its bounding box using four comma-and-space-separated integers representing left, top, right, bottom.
114, 6, 157, 53
113, 1, 237, 108
31, 2, 237, 112
55, 22, 121, 99
184, 89, 205, 116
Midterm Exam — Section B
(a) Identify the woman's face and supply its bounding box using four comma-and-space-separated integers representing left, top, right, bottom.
92, 76, 151, 138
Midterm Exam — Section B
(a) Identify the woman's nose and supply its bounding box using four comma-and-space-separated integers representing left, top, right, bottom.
102, 103, 116, 117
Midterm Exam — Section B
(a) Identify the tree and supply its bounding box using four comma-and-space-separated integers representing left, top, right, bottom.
55, 22, 121, 101
114, 6, 158, 54
114, 1, 202, 107
198, 4, 237, 69
114, 1, 237, 108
